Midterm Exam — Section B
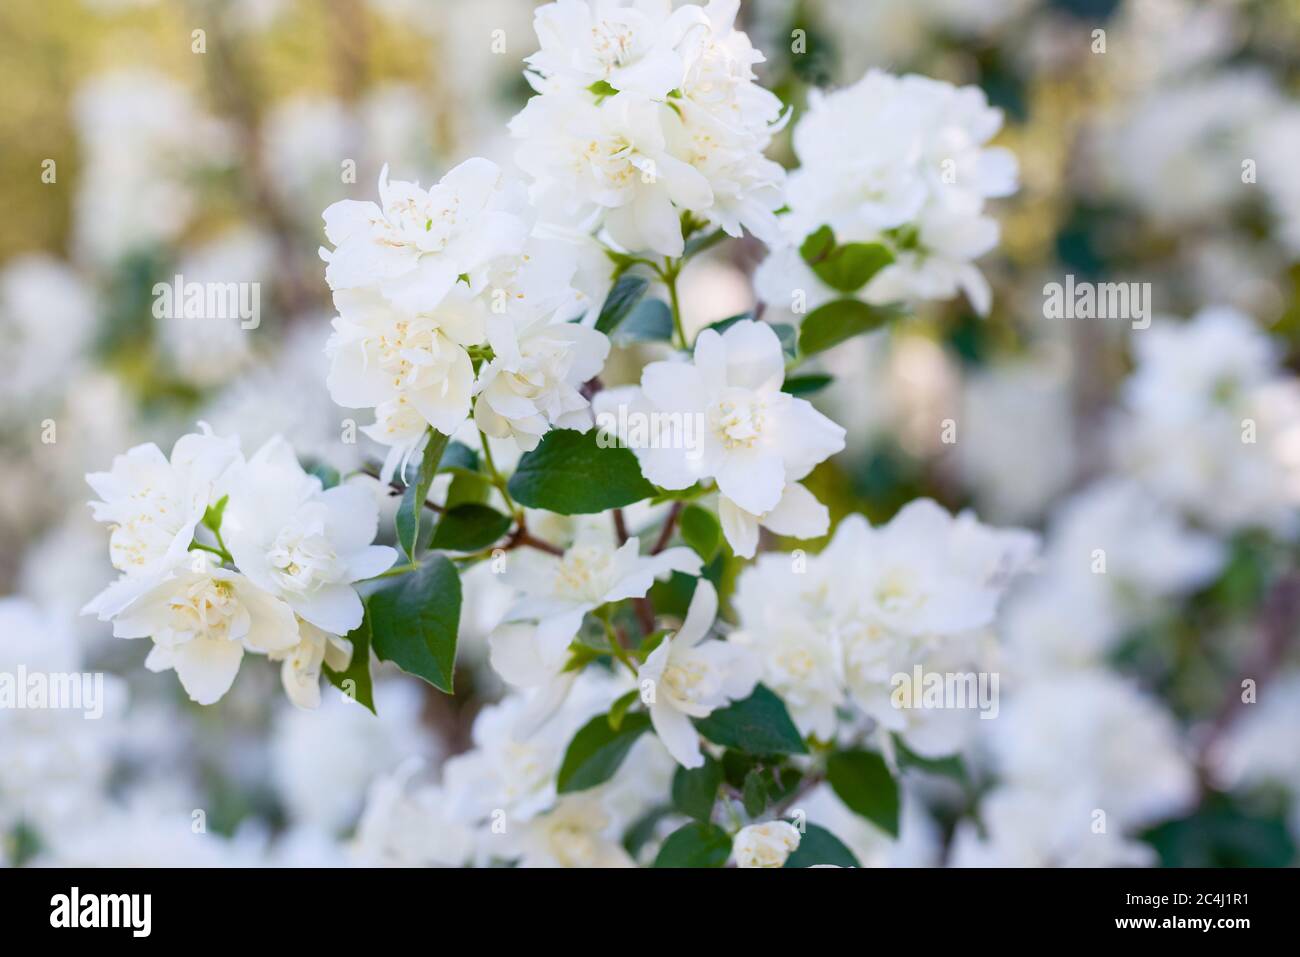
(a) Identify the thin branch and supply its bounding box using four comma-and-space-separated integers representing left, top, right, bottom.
651, 501, 684, 554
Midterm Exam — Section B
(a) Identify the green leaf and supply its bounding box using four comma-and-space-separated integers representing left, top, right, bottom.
612, 298, 673, 344
652, 821, 732, 868
799, 225, 894, 292
395, 430, 451, 563
588, 79, 618, 100
438, 441, 480, 475
892, 734, 967, 783
508, 429, 656, 515
444, 471, 492, 509
622, 806, 674, 858
430, 504, 512, 552
784, 823, 861, 868
369, 555, 461, 693
694, 685, 808, 756
557, 711, 651, 793
826, 749, 900, 837
684, 228, 726, 258
607, 689, 640, 731
323, 606, 375, 714
703, 312, 753, 335
798, 299, 904, 357
202, 494, 229, 533
742, 769, 768, 816
782, 373, 833, 396
679, 504, 721, 562
306, 463, 340, 490
595, 274, 650, 334
772, 322, 798, 359
671, 754, 722, 822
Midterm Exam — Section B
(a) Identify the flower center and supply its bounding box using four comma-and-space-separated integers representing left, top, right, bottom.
553, 545, 614, 602
267, 512, 344, 594
707, 391, 766, 450
167, 578, 242, 643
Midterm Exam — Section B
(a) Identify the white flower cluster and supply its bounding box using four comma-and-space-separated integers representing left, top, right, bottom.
508, 0, 787, 256
596, 319, 845, 558
755, 69, 1018, 317
1112, 306, 1300, 535
321, 159, 611, 478
731, 499, 1037, 755
82, 425, 396, 706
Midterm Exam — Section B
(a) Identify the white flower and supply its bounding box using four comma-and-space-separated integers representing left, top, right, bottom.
273, 619, 354, 711
501, 532, 702, 663
83, 425, 242, 620
760, 69, 1016, 315
110, 554, 300, 705
733, 820, 801, 868
474, 318, 610, 451
320, 159, 526, 312
222, 436, 396, 637
732, 503, 1036, 747
271, 680, 435, 833
326, 286, 486, 477
717, 481, 829, 560
442, 670, 622, 823
510, 1, 785, 256
499, 793, 636, 868
988, 670, 1197, 832
603, 320, 844, 554
638, 579, 760, 768
353, 761, 475, 867
511, 89, 713, 257
525, 0, 694, 99
1112, 307, 1300, 534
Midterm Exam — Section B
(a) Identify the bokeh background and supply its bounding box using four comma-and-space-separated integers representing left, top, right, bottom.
3, 0, 1300, 867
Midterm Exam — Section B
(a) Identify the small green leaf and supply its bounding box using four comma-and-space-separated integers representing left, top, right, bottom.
784, 823, 861, 868
588, 79, 618, 100
684, 228, 726, 258
612, 298, 673, 344
324, 606, 375, 714
557, 711, 651, 793
595, 274, 650, 334
892, 734, 968, 783
799, 225, 894, 292
306, 463, 340, 490
679, 504, 721, 562
826, 749, 900, 837
396, 430, 451, 562
607, 689, 640, 731
444, 471, 492, 508
742, 769, 768, 816
652, 821, 732, 868
430, 504, 512, 552
202, 494, 229, 533
772, 322, 798, 359
671, 755, 722, 822
798, 299, 904, 356
369, 555, 461, 693
703, 312, 753, 335
782, 373, 833, 396
694, 685, 808, 756
508, 429, 656, 515
438, 441, 480, 475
